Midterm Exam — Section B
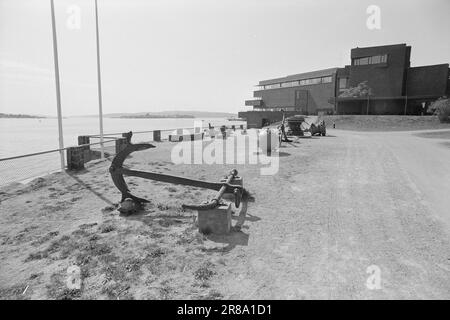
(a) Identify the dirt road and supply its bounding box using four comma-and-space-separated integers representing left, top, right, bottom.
215, 129, 450, 299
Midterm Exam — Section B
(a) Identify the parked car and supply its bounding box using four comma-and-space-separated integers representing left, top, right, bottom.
286, 115, 326, 137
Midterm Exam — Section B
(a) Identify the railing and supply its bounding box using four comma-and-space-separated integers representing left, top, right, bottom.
0, 124, 247, 187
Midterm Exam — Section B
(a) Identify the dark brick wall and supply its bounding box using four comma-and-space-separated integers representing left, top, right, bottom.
253, 81, 336, 114
407, 64, 449, 97
349, 44, 410, 96
337, 99, 405, 115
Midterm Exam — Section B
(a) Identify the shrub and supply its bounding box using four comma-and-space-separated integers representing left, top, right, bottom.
428, 97, 450, 123
339, 81, 373, 98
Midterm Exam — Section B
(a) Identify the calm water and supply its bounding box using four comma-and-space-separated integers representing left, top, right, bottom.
0, 117, 243, 186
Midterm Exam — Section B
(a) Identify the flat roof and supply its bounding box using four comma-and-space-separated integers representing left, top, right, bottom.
352, 43, 407, 50
258, 67, 338, 86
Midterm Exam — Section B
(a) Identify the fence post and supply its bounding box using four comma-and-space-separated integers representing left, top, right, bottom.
66, 146, 85, 170
153, 130, 161, 142
115, 137, 128, 154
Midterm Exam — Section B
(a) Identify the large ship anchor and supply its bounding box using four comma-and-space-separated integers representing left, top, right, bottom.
109, 141, 250, 222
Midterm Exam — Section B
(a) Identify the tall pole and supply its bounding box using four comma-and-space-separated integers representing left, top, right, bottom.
50, 0, 65, 170
94, 0, 105, 158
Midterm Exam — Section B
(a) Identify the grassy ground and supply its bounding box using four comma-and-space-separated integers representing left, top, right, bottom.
322, 115, 450, 131
0, 143, 245, 300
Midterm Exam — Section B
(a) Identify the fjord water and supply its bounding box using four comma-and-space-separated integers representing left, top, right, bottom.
0, 117, 239, 186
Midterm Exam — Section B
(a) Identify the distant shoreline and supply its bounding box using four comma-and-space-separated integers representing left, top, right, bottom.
118, 114, 195, 119
0, 113, 46, 119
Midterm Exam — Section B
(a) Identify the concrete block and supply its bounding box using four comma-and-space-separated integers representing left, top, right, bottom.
153, 130, 161, 142
197, 203, 232, 235
115, 137, 128, 154
77, 136, 91, 162
67, 146, 85, 170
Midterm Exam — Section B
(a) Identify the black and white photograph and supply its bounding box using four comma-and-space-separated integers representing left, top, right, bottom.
1, 0, 450, 304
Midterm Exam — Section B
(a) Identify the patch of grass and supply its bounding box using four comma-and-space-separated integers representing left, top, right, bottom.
158, 217, 176, 227
194, 262, 216, 281
101, 204, 118, 213
159, 281, 175, 300
146, 247, 166, 259
41, 201, 70, 213
156, 203, 170, 211
101, 282, 132, 300
29, 272, 43, 280
78, 223, 98, 230
25, 251, 49, 262
0, 283, 29, 300
99, 224, 115, 233
31, 231, 59, 246
46, 273, 82, 300
201, 290, 223, 300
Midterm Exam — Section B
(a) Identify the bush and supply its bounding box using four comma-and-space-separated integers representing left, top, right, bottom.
339, 81, 373, 98
428, 97, 450, 123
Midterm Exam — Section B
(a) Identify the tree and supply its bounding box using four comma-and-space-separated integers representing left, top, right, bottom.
428, 97, 450, 123
339, 81, 373, 98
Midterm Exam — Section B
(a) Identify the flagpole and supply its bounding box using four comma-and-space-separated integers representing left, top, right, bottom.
50, 0, 65, 170
94, 0, 105, 158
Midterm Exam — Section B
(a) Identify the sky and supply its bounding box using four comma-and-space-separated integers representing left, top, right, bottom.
0, 0, 449, 116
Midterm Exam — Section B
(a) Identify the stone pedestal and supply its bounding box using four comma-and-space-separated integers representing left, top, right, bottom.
67, 146, 85, 170
153, 130, 161, 142
115, 137, 128, 154
77, 136, 91, 162
198, 203, 232, 235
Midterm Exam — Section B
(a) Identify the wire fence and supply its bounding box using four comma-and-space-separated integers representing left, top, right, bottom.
0, 124, 247, 187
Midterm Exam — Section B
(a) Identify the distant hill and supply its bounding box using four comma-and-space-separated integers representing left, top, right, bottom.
0, 113, 45, 119
77, 111, 237, 118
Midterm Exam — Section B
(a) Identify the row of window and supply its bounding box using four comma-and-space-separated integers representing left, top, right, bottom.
258, 76, 333, 90
352, 54, 387, 66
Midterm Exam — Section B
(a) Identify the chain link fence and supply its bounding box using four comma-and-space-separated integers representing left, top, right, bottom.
0, 124, 246, 187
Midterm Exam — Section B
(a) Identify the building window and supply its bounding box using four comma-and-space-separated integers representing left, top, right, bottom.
281, 81, 299, 88
264, 83, 281, 89
353, 54, 387, 66
338, 78, 348, 90
259, 75, 333, 90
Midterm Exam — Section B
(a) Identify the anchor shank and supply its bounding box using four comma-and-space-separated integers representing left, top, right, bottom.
119, 168, 225, 191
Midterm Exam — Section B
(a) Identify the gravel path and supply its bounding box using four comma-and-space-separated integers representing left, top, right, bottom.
217, 129, 450, 299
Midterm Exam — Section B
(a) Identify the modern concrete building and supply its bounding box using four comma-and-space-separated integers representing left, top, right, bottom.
239, 43, 450, 128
